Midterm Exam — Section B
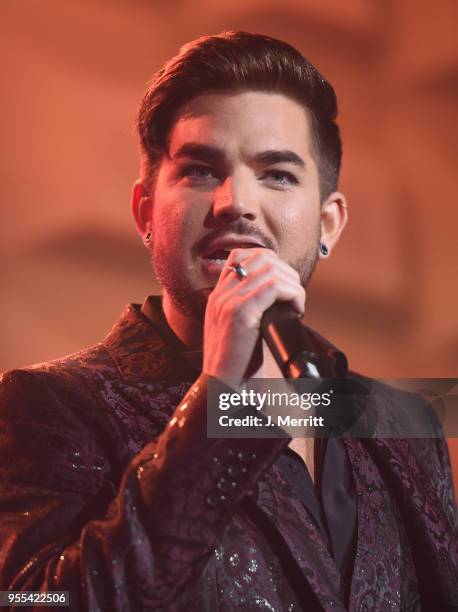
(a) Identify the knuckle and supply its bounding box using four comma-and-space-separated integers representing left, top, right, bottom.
226, 300, 242, 319
252, 247, 271, 261
231, 302, 255, 328
260, 278, 276, 292
238, 311, 255, 328
226, 250, 238, 265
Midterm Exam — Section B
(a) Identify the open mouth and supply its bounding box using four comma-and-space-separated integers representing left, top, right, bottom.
202, 243, 263, 260
200, 250, 233, 277
201, 249, 232, 264
200, 244, 264, 276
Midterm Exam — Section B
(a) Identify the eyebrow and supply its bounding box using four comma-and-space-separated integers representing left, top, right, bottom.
172, 142, 306, 169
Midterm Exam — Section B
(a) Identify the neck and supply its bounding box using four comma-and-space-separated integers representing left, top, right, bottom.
161, 292, 204, 350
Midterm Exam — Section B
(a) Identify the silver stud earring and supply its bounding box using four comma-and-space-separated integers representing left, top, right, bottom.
319, 241, 329, 257
144, 231, 152, 244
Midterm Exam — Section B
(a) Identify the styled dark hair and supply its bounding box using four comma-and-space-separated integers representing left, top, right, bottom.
137, 31, 342, 200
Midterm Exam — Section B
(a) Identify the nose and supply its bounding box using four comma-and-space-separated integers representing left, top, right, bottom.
212, 174, 257, 222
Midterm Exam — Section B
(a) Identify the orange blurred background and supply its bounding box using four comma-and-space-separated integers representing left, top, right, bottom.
2, 1, 457, 488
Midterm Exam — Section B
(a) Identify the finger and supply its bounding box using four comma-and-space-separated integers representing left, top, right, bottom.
217, 248, 256, 284
216, 257, 305, 312
222, 267, 305, 318
232, 279, 299, 328
227, 247, 301, 287
218, 248, 296, 289
253, 280, 305, 316
221, 262, 274, 297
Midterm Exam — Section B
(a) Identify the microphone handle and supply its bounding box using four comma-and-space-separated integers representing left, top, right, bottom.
260, 302, 323, 379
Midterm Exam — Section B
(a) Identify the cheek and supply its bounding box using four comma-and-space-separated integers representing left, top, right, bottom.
271, 199, 320, 243
152, 193, 205, 247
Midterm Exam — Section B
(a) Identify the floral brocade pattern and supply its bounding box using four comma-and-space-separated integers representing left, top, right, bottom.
0, 300, 456, 611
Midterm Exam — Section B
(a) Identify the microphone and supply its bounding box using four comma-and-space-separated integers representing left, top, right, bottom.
260, 302, 324, 379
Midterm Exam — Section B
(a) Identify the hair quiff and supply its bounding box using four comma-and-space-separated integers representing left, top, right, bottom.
137, 30, 342, 200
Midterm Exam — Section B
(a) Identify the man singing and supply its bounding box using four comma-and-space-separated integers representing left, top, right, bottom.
0, 31, 456, 611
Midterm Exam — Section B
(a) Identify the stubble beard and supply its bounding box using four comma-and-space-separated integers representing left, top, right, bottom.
151, 241, 320, 320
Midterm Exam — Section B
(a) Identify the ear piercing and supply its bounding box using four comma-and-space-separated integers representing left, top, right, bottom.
319, 242, 329, 257
144, 232, 152, 244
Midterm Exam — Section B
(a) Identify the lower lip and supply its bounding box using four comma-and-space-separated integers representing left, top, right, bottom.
200, 257, 228, 277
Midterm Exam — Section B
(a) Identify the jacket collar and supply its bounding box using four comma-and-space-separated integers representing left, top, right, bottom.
103, 295, 348, 382
103, 297, 197, 382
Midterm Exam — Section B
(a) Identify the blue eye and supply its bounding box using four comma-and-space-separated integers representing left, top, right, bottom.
265, 170, 298, 185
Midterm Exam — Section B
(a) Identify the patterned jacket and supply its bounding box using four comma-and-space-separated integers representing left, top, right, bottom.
0, 299, 456, 611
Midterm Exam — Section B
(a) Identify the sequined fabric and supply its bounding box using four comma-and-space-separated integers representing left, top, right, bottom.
0, 300, 456, 611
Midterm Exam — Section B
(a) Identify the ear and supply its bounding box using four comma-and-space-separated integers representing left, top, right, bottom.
131, 180, 153, 243
319, 192, 348, 257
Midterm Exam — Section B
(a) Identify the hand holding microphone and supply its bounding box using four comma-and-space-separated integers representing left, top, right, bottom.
202, 247, 307, 386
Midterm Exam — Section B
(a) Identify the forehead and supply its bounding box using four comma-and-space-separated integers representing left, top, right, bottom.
167, 90, 314, 160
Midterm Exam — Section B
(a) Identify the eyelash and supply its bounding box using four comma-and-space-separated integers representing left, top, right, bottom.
180, 164, 299, 185
181, 165, 216, 180
265, 170, 299, 185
